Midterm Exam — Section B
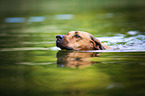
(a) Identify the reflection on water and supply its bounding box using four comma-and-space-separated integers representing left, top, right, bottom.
28, 16, 45, 22
5, 16, 45, 23
57, 51, 100, 68
55, 14, 74, 20
4, 14, 73, 24
0, 50, 145, 96
5, 17, 25, 23
97, 13, 114, 19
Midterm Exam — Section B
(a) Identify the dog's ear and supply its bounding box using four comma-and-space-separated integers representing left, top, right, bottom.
90, 35, 106, 50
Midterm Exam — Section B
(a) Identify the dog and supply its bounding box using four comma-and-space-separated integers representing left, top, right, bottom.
56, 31, 111, 50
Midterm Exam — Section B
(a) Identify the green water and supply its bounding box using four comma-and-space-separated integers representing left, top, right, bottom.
0, 0, 145, 96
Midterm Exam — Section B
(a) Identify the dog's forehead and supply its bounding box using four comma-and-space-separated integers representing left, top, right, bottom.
67, 31, 91, 37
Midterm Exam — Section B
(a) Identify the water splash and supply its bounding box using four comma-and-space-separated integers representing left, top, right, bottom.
98, 33, 145, 50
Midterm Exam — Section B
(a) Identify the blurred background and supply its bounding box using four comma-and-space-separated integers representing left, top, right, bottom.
0, 0, 145, 96
0, 0, 145, 47
0, 0, 145, 49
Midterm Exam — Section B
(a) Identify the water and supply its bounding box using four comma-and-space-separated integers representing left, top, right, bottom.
0, 0, 145, 96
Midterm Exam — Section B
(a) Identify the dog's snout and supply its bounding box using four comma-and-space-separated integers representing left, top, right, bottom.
56, 35, 64, 39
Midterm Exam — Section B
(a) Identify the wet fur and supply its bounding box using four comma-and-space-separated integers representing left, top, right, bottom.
56, 31, 111, 50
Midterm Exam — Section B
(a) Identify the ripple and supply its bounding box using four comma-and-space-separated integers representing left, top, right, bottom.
98, 34, 145, 50
17, 62, 54, 65
0, 47, 49, 51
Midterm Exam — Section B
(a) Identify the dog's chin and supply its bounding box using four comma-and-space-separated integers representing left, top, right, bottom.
56, 43, 73, 50
58, 46, 73, 50
62, 47, 73, 50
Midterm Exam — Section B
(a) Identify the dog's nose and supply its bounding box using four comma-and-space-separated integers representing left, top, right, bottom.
56, 35, 64, 39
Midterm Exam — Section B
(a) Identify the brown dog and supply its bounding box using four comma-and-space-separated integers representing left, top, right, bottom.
56, 31, 111, 50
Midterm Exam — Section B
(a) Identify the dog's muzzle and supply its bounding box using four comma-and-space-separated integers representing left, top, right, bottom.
56, 35, 73, 50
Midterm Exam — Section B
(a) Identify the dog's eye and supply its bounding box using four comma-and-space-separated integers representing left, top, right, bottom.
67, 32, 70, 35
74, 34, 81, 38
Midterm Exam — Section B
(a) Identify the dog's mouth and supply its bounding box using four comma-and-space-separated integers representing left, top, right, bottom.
56, 42, 73, 50
62, 46, 73, 50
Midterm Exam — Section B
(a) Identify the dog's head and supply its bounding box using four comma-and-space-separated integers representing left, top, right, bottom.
56, 31, 105, 50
